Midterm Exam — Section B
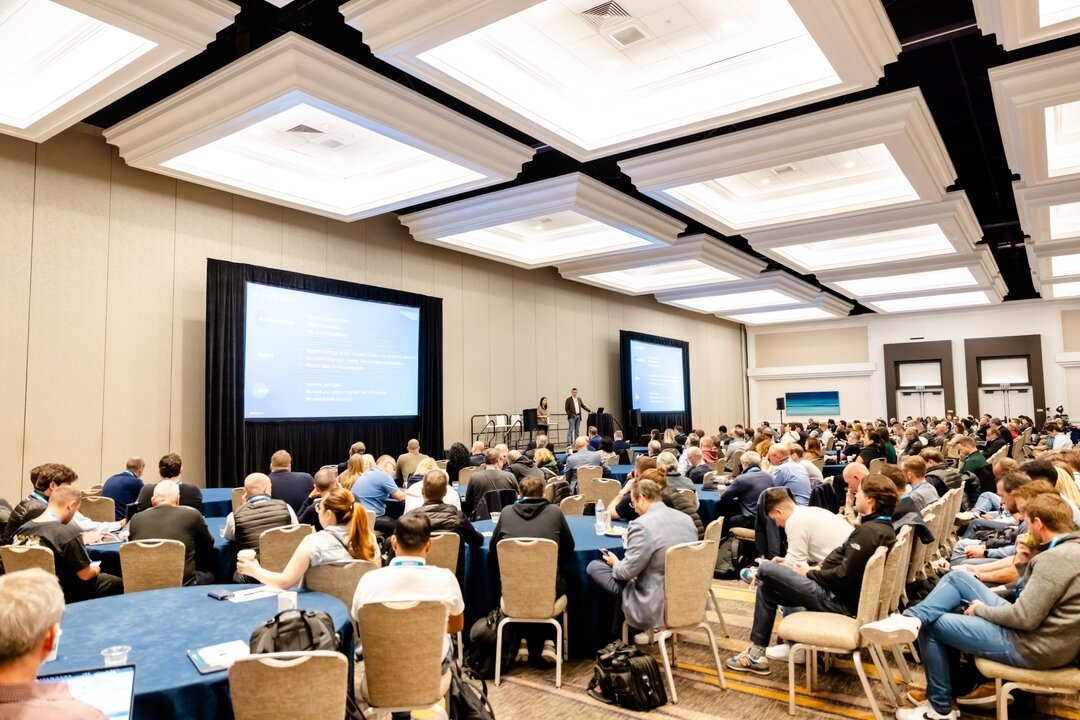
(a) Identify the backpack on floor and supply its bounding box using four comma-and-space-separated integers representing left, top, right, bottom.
465, 608, 518, 679
587, 640, 668, 711
249, 609, 340, 654
449, 661, 496, 720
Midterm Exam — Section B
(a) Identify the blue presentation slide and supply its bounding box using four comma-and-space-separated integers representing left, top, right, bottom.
629, 340, 686, 413
244, 283, 420, 419
785, 391, 840, 416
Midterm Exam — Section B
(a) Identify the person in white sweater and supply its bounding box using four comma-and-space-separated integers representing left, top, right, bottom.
763, 488, 852, 566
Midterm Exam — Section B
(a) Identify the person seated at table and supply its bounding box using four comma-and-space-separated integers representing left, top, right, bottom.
337, 453, 373, 491
396, 439, 430, 486
223, 473, 297, 553
767, 444, 811, 506
135, 453, 202, 515
759, 487, 853, 569
297, 467, 341, 530
803, 437, 825, 462
11, 485, 123, 603
726, 474, 896, 674
410, 470, 480, 577
2, 464, 117, 548
101, 457, 146, 521
657, 451, 692, 491
613, 430, 632, 455
462, 449, 518, 519
789, 443, 823, 486
352, 512, 464, 720
336, 440, 366, 474
533, 448, 559, 478
869, 493, 1080, 720
563, 436, 604, 485
686, 447, 711, 484
468, 441, 486, 466
0, 568, 107, 719
901, 455, 940, 512
489, 475, 575, 666
237, 487, 378, 589
607, 457, 657, 522
127, 480, 215, 585
725, 428, 751, 471
587, 478, 697, 642
718, 450, 772, 537
267, 449, 314, 515
404, 457, 440, 489
506, 450, 545, 484
352, 456, 407, 537
405, 466, 462, 513
598, 436, 618, 466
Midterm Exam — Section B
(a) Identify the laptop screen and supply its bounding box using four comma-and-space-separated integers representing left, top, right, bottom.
39, 665, 136, 720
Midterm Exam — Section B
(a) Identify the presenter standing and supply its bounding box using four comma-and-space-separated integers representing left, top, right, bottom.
564, 388, 591, 447
537, 397, 550, 435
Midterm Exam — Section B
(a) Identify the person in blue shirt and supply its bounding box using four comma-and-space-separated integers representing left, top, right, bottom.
351, 455, 405, 536
101, 457, 146, 521
767, 445, 811, 505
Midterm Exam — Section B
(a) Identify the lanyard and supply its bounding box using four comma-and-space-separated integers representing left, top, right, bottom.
390, 558, 425, 567
31, 491, 48, 504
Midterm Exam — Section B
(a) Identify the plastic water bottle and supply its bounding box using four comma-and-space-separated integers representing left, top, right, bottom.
595, 498, 606, 534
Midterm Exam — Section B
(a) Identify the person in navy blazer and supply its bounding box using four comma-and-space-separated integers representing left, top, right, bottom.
587, 477, 697, 638
268, 450, 314, 514
101, 457, 146, 520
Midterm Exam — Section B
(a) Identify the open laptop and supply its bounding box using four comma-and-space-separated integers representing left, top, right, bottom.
38, 665, 136, 720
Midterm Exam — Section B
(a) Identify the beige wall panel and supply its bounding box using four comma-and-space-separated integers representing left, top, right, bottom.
326, 220, 366, 284
170, 181, 234, 486
281, 209, 327, 277
232, 196, 283, 268
755, 326, 869, 367
533, 269, 559, 421
461, 257, 491, 423
0, 136, 36, 500
433, 249, 465, 444
1062, 310, 1080, 352
571, 287, 596, 407
100, 155, 177, 480
487, 270, 514, 414
363, 215, 402, 290
554, 282, 577, 424
400, 238, 435, 297
511, 268, 538, 416
23, 126, 111, 484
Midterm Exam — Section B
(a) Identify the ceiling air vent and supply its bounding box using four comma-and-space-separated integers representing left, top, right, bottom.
287, 124, 323, 134
770, 164, 798, 175
580, 1, 631, 31
319, 138, 345, 149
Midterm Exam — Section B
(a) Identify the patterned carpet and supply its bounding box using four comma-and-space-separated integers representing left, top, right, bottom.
484, 581, 1080, 720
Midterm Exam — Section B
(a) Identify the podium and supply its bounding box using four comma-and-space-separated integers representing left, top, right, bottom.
587, 412, 617, 438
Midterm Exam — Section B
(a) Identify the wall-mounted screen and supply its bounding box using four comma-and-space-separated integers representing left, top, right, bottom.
785, 390, 840, 416
624, 336, 688, 414
244, 282, 420, 419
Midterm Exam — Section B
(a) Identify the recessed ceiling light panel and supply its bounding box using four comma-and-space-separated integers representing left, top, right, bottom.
656, 271, 819, 315
864, 288, 1000, 314
399, 173, 685, 270
974, 0, 1080, 50
725, 293, 852, 325
343, 0, 899, 160
105, 33, 534, 221
620, 89, 955, 234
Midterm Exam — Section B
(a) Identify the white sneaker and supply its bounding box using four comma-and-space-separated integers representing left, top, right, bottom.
633, 631, 653, 645
765, 643, 805, 663
895, 702, 958, 720
515, 639, 529, 663
862, 613, 922, 644
955, 511, 975, 522
540, 639, 558, 665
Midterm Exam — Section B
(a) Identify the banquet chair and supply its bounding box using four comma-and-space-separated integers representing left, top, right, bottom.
675, 487, 699, 511
259, 524, 314, 572
436, 459, 448, 470
778, 545, 888, 720
79, 495, 114, 522
701, 520, 730, 637
304, 560, 378, 609
86, 484, 104, 495
457, 466, 477, 488
975, 657, 1080, 720
622, 540, 727, 703
726, 450, 743, 473
120, 539, 185, 593
559, 495, 586, 516
576, 466, 603, 497
495, 538, 568, 688
594, 478, 621, 508
356, 601, 451, 715
605, 454, 619, 466
231, 487, 245, 512
860, 526, 914, 705
426, 532, 464, 663
0, 545, 55, 575
811, 457, 825, 471
363, 508, 376, 533
868, 458, 886, 475
230, 651, 347, 720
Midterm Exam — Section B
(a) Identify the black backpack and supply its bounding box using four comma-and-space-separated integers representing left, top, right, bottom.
587, 641, 668, 711
249, 609, 340, 654
448, 661, 496, 720
465, 608, 518, 679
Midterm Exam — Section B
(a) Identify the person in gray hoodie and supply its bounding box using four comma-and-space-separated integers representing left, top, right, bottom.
872, 492, 1080, 720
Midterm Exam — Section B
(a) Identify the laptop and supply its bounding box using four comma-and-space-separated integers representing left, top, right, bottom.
38, 665, 136, 720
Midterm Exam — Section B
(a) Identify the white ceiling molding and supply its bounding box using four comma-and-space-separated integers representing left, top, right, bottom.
655, 271, 820, 315
1027, 237, 1080, 282
974, 0, 1080, 51
398, 173, 684, 270
104, 33, 533, 222
748, 361, 876, 379
341, 0, 899, 161
620, 89, 955, 235
1014, 177, 1080, 247
815, 246, 1003, 300
0, 0, 239, 142
725, 292, 853, 325
989, 46, 1080, 186
746, 192, 981, 275
556, 233, 766, 296
861, 286, 1003, 314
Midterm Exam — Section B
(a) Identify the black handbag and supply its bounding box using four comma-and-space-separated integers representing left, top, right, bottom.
587, 640, 668, 711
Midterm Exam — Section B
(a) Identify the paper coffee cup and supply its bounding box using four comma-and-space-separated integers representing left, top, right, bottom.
278, 591, 297, 613
237, 549, 256, 562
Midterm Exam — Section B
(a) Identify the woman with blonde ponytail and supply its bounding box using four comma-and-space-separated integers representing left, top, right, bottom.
237, 487, 379, 589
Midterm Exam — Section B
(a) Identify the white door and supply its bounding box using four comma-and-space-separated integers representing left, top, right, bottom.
1005, 387, 1035, 419
924, 389, 946, 417
897, 390, 923, 419
980, 389, 1007, 418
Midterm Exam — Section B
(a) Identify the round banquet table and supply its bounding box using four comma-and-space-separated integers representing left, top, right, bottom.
87, 517, 238, 583
695, 489, 723, 527
464, 515, 627, 657
201, 488, 234, 519
42, 584, 352, 720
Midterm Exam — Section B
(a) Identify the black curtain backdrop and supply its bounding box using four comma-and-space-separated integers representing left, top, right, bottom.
619, 330, 692, 435
205, 259, 443, 488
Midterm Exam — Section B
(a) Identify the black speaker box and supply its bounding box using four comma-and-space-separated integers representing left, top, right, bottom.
776, 397, 786, 411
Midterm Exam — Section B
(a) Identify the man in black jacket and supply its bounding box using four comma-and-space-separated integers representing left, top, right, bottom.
489, 476, 575, 665
413, 470, 483, 580
727, 473, 897, 675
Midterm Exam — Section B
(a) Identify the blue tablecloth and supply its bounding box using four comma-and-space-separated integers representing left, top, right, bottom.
608, 465, 632, 482
42, 584, 352, 720
88, 517, 238, 583
464, 515, 626, 657
201, 488, 233, 518
696, 490, 723, 527
823, 463, 846, 479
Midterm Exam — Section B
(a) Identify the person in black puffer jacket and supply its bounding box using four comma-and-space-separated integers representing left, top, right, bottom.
410, 470, 483, 580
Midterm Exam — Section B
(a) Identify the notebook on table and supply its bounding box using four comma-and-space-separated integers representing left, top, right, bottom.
38, 664, 136, 720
